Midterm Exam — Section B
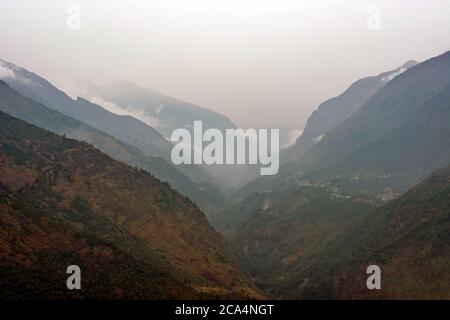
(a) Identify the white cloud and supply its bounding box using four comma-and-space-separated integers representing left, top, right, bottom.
131, 109, 162, 129
381, 67, 407, 84
90, 96, 132, 116
282, 129, 303, 148
0, 61, 37, 86
0, 64, 15, 80
90, 95, 162, 130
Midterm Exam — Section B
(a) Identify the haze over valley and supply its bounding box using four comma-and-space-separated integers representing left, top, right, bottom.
0, 0, 449, 300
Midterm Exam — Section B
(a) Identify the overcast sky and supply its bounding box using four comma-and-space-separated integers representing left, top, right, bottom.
1, 0, 449, 130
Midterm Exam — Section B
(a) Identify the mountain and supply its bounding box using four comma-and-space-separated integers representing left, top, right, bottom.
84, 81, 260, 190
256, 164, 450, 299
0, 60, 172, 160
335, 81, 450, 176
0, 110, 260, 299
282, 61, 417, 163
236, 51, 450, 201
84, 80, 237, 139
0, 59, 252, 191
229, 153, 450, 299
219, 51, 450, 299
212, 52, 450, 299
0, 80, 227, 215
297, 51, 450, 174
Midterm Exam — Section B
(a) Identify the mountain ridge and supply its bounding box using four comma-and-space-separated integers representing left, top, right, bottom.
235, 51, 450, 202
281, 60, 417, 164
0, 80, 228, 215
0, 110, 260, 299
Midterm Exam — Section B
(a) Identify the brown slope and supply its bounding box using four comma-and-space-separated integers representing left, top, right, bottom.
0, 110, 260, 299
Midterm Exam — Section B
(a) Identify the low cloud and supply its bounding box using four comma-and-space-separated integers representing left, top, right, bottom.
381, 67, 407, 84
132, 109, 162, 129
282, 129, 303, 148
90, 96, 132, 117
0, 61, 36, 86
0, 64, 15, 80
90, 95, 162, 130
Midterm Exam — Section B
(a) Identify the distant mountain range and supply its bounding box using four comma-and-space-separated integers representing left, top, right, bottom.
282, 60, 417, 163
235, 51, 450, 201
298, 52, 450, 174
0, 110, 260, 299
83, 80, 262, 190
0, 80, 227, 215
83, 80, 237, 139
0, 60, 262, 190
0, 60, 171, 160
0, 59, 239, 212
